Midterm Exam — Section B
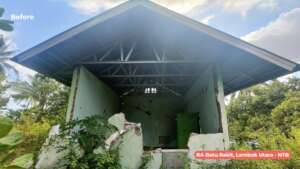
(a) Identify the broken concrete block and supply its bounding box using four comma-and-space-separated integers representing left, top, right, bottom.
108, 113, 126, 132
162, 149, 188, 169
144, 149, 162, 169
106, 113, 144, 169
187, 133, 227, 169
35, 125, 83, 169
35, 125, 64, 169
105, 131, 121, 150
117, 124, 143, 169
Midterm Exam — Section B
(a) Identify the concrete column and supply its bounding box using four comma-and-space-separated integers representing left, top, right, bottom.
213, 66, 230, 149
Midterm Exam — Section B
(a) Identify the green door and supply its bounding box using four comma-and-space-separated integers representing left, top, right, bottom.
176, 113, 199, 148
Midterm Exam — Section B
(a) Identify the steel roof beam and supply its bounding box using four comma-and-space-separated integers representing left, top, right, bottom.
99, 74, 197, 78
81, 60, 204, 64
112, 83, 189, 87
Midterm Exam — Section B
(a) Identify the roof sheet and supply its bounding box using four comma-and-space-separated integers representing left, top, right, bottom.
11, 0, 299, 95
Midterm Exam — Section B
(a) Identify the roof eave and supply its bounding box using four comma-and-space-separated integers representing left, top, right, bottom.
11, 0, 299, 76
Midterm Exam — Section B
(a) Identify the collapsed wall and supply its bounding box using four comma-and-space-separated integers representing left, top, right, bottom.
185, 66, 229, 138
65, 66, 229, 149
46, 66, 230, 168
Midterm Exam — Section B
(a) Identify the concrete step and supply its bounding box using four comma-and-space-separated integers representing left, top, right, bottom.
162, 149, 188, 169
145, 149, 188, 169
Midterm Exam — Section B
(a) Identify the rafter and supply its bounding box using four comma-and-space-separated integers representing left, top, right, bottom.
81, 60, 203, 64
125, 42, 136, 61
112, 83, 189, 87
98, 43, 118, 61
99, 74, 196, 78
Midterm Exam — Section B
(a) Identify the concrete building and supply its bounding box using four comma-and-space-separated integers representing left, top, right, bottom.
11, 0, 299, 168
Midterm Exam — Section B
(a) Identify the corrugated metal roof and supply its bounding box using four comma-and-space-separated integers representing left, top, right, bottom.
11, 0, 299, 95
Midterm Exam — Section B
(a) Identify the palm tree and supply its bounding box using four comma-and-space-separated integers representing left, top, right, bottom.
0, 7, 16, 75
0, 36, 15, 73
12, 75, 56, 108
0, 74, 9, 111
0, 7, 13, 32
11, 74, 68, 121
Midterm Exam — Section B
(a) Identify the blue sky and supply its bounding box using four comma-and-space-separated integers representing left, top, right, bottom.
1, 0, 88, 52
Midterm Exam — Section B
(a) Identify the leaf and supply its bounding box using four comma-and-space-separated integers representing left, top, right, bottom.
0, 132, 23, 150
0, 7, 4, 17
6, 153, 34, 169
0, 19, 14, 32
0, 117, 13, 138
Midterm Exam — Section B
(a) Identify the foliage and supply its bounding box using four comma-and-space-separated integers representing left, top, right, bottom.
11, 74, 69, 123
271, 92, 300, 136
0, 7, 17, 76
0, 116, 12, 137
139, 153, 153, 169
0, 7, 13, 32
14, 114, 51, 163
6, 153, 34, 169
227, 78, 300, 141
1, 73, 68, 168
224, 77, 300, 169
0, 116, 33, 169
0, 73, 8, 111
50, 115, 121, 169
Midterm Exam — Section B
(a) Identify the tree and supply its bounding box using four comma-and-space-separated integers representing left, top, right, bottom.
1, 74, 69, 167
0, 7, 17, 75
272, 91, 300, 137
0, 7, 13, 32
0, 73, 8, 111
226, 79, 296, 141
11, 74, 69, 122
0, 117, 34, 169
225, 77, 300, 169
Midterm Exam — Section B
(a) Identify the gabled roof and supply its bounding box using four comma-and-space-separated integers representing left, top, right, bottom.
11, 0, 299, 95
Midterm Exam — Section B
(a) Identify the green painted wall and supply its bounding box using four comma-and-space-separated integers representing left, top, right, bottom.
214, 67, 230, 148
176, 113, 199, 148
67, 66, 120, 120
65, 65, 228, 148
122, 96, 184, 147
66, 67, 80, 122
184, 66, 220, 133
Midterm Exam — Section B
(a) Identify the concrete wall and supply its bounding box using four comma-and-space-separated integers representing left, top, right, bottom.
64, 65, 229, 149
214, 67, 230, 148
66, 66, 120, 121
184, 67, 220, 133
188, 133, 228, 169
122, 96, 184, 147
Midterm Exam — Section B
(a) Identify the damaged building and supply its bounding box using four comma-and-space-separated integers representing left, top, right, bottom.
11, 0, 299, 168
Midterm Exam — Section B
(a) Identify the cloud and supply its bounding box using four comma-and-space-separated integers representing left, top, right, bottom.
65, 0, 278, 16
153, 0, 207, 14
220, 0, 278, 16
66, 0, 126, 15
201, 15, 215, 24
242, 8, 300, 63
65, 0, 207, 15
